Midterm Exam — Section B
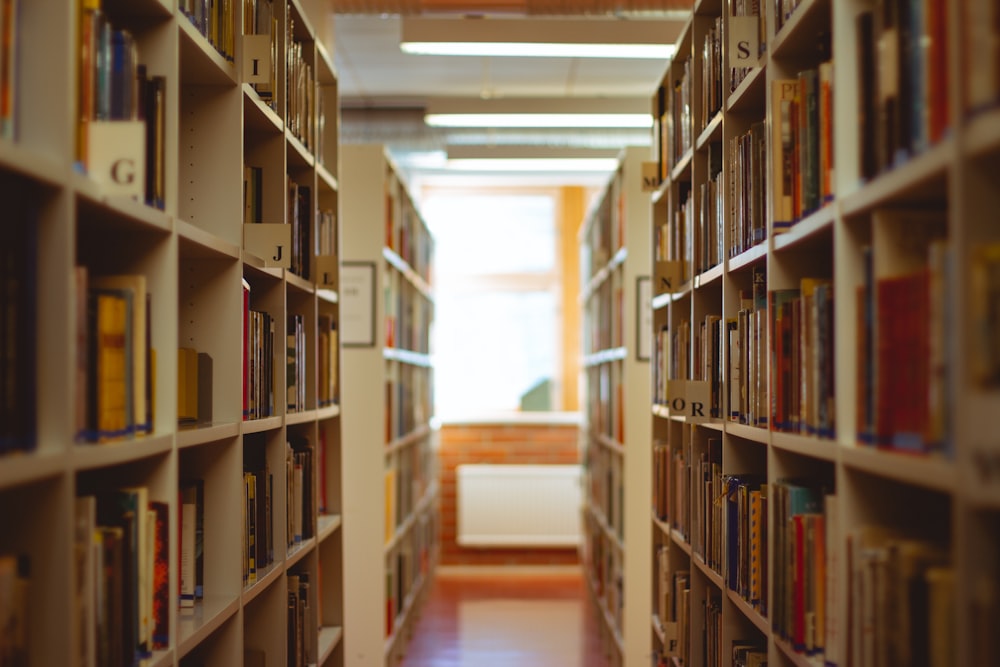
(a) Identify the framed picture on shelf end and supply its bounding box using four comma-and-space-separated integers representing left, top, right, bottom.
341, 261, 375, 347
637, 275, 652, 361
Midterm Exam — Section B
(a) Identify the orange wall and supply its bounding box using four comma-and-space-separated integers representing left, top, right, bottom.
437, 421, 581, 566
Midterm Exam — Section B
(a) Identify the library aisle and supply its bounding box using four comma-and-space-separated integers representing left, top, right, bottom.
398, 567, 613, 667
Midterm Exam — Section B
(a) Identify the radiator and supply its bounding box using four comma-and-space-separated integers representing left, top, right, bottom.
456, 464, 582, 548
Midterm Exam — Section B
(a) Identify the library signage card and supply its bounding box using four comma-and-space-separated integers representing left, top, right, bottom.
655, 260, 684, 294
664, 379, 711, 422
88, 121, 145, 199
728, 16, 760, 70
641, 161, 660, 192
243, 223, 292, 268
314, 255, 338, 289
243, 34, 272, 84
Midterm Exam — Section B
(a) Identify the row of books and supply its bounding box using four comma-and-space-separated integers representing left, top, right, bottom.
696, 146, 725, 275
857, 0, 949, 180
586, 362, 624, 445
585, 280, 624, 354
654, 565, 690, 665
384, 178, 434, 284
845, 527, 953, 667
586, 442, 624, 541
385, 515, 434, 638
243, 435, 274, 586
179, 479, 205, 611
385, 274, 433, 353
178, 346, 211, 426
653, 186, 689, 287
0, 0, 17, 141
180, 0, 236, 62
0, 176, 36, 454
317, 314, 338, 407
286, 19, 315, 152
771, 481, 833, 657
288, 180, 312, 279
0, 553, 28, 667
856, 211, 949, 454
667, 57, 693, 166
244, 290, 277, 420
287, 435, 316, 548
730, 0, 766, 92
771, 63, 834, 232
729, 121, 767, 258
770, 278, 836, 437
74, 489, 170, 667
384, 362, 432, 443
75, 269, 153, 443
243, 0, 277, 110
286, 314, 306, 413
700, 16, 723, 129
286, 571, 315, 666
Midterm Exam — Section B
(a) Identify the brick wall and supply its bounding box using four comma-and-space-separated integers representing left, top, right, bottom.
437, 419, 581, 566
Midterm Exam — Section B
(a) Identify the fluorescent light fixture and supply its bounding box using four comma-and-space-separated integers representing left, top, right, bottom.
424, 97, 652, 129
444, 145, 622, 172
401, 17, 681, 60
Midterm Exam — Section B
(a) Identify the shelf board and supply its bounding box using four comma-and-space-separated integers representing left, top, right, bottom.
317, 288, 339, 304
316, 403, 341, 420
591, 431, 625, 455
175, 594, 241, 659
242, 251, 285, 278
318, 513, 342, 541
0, 140, 67, 186
771, 0, 832, 60
585, 573, 624, 656
285, 270, 314, 293
670, 148, 693, 183
582, 347, 627, 367
285, 409, 317, 426
771, 431, 837, 461
144, 648, 172, 667
176, 422, 240, 449
177, 218, 241, 259
773, 203, 835, 253
73, 173, 172, 233
670, 528, 692, 556
774, 635, 826, 667
286, 536, 316, 568
841, 137, 954, 218
965, 106, 1000, 158
383, 247, 433, 300
385, 482, 439, 553
725, 422, 769, 444
840, 445, 957, 492
652, 178, 670, 203
580, 246, 627, 301
652, 288, 688, 310
586, 501, 624, 551
652, 404, 670, 420
241, 416, 283, 434
243, 561, 283, 606
287, 129, 315, 168
726, 62, 766, 115
652, 513, 671, 536
385, 572, 431, 659
386, 424, 432, 454
177, 16, 238, 86
383, 347, 433, 367
317, 161, 338, 191
0, 449, 66, 491
318, 626, 344, 664
696, 112, 723, 150
728, 242, 767, 273
242, 85, 283, 133
726, 588, 769, 635
695, 262, 724, 288
692, 553, 725, 591
72, 434, 173, 471
315, 40, 339, 84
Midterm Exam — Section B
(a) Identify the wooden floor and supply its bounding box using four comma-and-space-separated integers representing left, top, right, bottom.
397, 566, 615, 667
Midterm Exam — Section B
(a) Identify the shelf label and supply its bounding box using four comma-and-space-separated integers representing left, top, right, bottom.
243, 34, 272, 85
729, 16, 760, 68
664, 379, 711, 422
314, 254, 338, 289
655, 260, 684, 294
661, 620, 679, 656
88, 121, 145, 198
243, 223, 291, 268
641, 161, 660, 191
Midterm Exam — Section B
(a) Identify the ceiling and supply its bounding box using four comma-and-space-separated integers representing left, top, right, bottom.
330, 2, 691, 186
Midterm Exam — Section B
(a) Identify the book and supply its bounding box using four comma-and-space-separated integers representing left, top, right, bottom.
771, 79, 799, 230
149, 500, 169, 650
0, 0, 18, 140
87, 289, 131, 442
177, 346, 199, 426
179, 479, 203, 608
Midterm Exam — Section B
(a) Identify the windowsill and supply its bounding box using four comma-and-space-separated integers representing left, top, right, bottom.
434, 411, 582, 427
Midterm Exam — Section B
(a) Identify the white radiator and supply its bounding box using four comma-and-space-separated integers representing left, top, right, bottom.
456, 464, 582, 548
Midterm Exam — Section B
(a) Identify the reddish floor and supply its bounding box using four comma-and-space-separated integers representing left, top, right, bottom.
398, 567, 614, 667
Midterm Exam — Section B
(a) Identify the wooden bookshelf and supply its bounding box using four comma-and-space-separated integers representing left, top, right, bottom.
0, 0, 345, 665
579, 145, 652, 667
649, 1, 1000, 666
339, 143, 439, 667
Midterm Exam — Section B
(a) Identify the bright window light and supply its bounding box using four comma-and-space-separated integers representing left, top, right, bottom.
401, 41, 675, 59
447, 158, 619, 172
425, 113, 653, 129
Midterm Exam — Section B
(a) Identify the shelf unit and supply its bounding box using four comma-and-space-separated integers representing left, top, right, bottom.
339, 143, 439, 667
579, 145, 653, 667
650, 0, 1000, 666
0, 0, 345, 665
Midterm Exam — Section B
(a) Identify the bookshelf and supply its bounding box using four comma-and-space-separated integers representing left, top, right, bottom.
339, 143, 438, 667
0, 0, 345, 665
649, 0, 1000, 666
579, 145, 653, 667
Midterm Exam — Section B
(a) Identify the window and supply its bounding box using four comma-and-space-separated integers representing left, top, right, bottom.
421, 189, 564, 418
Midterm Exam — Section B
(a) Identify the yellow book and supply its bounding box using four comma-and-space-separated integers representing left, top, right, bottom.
178, 347, 199, 425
